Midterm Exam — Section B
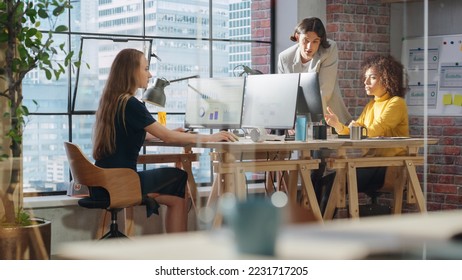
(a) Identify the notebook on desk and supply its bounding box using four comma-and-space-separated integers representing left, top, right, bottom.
367, 136, 411, 140
337, 135, 412, 140
284, 134, 295, 141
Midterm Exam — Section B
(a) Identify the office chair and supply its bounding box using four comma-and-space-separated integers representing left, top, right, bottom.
64, 141, 145, 239
359, 166, 405, 217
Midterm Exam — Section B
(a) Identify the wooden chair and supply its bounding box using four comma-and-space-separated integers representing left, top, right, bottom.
64, 141, 143, 239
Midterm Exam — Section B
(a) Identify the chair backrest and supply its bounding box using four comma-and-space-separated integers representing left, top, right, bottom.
64, 142, 142, 208
381, 166, 406, 192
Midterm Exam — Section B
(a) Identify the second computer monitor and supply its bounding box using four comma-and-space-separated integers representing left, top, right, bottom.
241, 73, 300, 130
297, 72, 323, 123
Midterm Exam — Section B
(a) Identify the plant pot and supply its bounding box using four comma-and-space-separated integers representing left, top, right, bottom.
0, 218, 51, 260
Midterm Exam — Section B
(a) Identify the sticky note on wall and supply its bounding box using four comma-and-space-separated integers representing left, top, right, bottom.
454, 94, 462, 106
443, 94, 453, 105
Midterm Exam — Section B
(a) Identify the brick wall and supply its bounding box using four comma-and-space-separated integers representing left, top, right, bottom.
251, 0, 273, 74
326, 0, 390, 117
326, 0, 462, 211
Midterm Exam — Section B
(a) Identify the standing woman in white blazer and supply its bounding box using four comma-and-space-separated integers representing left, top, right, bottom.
278, 17, 352, 124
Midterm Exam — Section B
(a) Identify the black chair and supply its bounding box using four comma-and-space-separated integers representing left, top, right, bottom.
322, 166, 405, 218
360, 166, 405, 217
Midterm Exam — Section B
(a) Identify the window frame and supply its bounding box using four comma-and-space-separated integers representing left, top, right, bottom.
22, 0, 274, 196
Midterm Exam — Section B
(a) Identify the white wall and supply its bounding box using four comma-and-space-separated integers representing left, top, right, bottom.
390, 0, 462, 60
275, 0, 326, 71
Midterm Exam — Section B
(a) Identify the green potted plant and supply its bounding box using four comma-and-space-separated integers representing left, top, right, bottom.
0, 0, 76, 259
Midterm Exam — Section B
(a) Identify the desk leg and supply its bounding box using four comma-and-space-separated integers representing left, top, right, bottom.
299, 163, 323, 222
347, 163, 360, 218
235, 167, 247, 200
207, 175, 224, 229
180, 159, 198, 211
405, 160, 427, 212
265, 172, 275, 195
206, 174, 221, 208
392, 168, 406, 215
287, 170, 299, 204
209, 167, 247, 229
324, 170, 339, 220
221, 153, 240, 199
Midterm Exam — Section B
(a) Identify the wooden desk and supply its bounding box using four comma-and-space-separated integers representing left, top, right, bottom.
197, 140, 345, 222
324, 138, 439, 220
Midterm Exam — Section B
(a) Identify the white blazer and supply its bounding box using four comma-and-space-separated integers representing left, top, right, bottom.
278, 39, 352, 124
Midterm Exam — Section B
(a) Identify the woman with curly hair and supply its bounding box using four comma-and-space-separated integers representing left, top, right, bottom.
322, 54, 409, 205
325, 54, 409, 156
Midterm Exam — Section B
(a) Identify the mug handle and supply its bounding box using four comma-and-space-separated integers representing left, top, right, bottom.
361, 127, 368, 139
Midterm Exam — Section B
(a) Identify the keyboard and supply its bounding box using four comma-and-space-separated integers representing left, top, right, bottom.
237, 136, 254, 143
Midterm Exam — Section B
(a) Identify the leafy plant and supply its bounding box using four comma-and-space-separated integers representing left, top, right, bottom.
1, 208, 32, 227
0, 0, 78, 226
15, 208, 32, 226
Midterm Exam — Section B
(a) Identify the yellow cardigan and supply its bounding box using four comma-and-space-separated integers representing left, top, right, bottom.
338, 93, 409, 157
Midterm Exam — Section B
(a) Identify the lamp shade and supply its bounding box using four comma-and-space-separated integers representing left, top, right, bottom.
242, 65, 263, 75
234, 65, 263, 76
142, 78, 169, 107
142, 75, 199, 107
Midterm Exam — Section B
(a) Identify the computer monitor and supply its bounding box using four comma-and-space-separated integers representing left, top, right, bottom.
297, 72, 324, 123
185, 77, 245, 129
241, 73, 300, 129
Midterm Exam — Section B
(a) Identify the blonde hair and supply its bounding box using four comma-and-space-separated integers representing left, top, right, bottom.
93, 48, 144, 160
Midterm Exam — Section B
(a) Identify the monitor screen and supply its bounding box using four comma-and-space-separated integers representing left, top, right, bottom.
241, 73, 300, 129
185, 77, 245, 129
297, 72, 323, 123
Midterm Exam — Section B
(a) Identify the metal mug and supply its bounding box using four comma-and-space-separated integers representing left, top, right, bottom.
350, 126, 367, 140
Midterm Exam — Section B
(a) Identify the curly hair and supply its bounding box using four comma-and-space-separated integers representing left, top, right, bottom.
290, 17, 331, 49
361, 54, 408, 98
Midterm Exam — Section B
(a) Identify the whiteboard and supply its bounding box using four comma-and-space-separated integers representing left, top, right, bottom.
401, 35, 462, 116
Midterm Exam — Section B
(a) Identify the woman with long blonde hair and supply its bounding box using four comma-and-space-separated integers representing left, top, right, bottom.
93, 48, 237, 232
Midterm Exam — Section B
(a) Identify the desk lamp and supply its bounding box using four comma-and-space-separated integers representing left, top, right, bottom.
233, 65, 263, 77
142, 75, 199, 107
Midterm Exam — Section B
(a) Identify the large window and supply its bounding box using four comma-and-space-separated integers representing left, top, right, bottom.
22, 0, 273, 194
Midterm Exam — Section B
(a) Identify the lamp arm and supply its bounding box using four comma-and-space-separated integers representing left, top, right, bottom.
168, 75, 200, 83
151, 52, 162, 62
